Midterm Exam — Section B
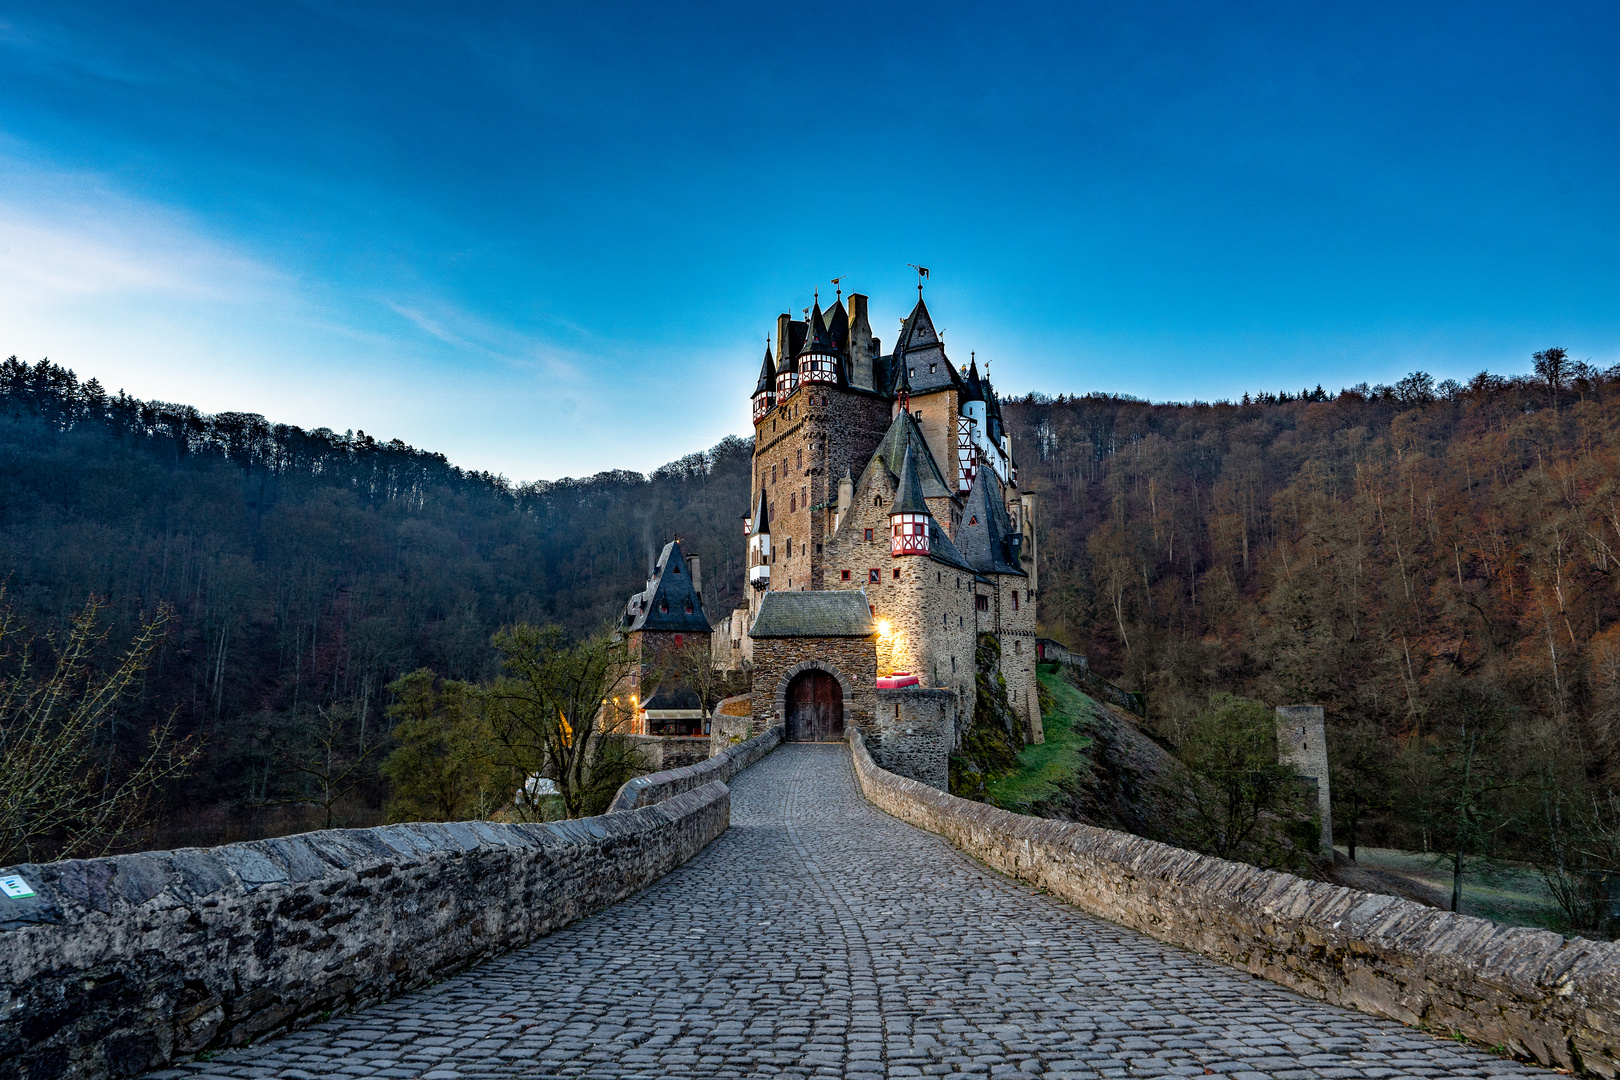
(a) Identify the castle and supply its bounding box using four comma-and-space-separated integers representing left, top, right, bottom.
616, 284, 1040, 785
706, 285, 1041, 784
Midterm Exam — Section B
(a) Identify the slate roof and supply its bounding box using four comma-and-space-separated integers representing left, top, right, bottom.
753, 345, 775, 397
750, 589, 877, 639
643, 683, 702, 712
892, 298, 963, 397
620, 541, 714, 633
962, 357, 984, 403
748, 488, 769, 537
892, 444, 929, 515
799, 301, 837, 357
956, 467, 1026, 577
826, 297, 849, 354
868, 410, 954, 500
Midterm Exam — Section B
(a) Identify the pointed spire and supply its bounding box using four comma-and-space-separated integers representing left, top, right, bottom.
892, 442, 929, 516
798, 299, 836, 357
754, 341, 776, 396
749, 487, 770, 536
962, 355, 984, 403
892, 349, 911, 406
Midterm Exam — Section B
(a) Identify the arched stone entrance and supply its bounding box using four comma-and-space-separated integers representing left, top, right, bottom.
784, 669, 845, 743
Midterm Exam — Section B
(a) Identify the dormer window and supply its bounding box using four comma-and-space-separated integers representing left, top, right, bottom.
909, 368, 915, 377
930, 363, 937, 374
660, 601, 668, 613
672, 565, 680, 574
969, 516, 978, 525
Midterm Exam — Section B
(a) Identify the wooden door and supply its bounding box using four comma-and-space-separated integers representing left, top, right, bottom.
786, 670, 844, 742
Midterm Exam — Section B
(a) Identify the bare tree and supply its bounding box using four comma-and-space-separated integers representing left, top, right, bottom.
274, 702, 385, 830
0, 594, 200, 865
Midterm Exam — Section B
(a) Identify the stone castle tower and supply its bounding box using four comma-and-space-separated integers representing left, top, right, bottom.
716, 286, 1043, 768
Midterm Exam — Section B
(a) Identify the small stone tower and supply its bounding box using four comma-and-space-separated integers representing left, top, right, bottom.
1275, 705, 1333, 858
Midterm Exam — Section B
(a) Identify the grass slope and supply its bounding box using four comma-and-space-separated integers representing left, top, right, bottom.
987, 668, 1096, 810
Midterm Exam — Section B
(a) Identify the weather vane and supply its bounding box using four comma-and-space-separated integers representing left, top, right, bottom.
831, 276, 842, 301
907, 264, 930, 296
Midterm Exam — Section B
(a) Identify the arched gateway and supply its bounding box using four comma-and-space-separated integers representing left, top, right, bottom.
785, 669, 844, 742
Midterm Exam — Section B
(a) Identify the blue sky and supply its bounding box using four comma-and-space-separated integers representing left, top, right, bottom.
2, 2, 1616, 480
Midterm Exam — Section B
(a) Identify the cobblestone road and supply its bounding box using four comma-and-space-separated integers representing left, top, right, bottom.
160, 744, 1559, 1080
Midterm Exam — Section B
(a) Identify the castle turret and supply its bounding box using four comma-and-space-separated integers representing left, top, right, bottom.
747, 487, 771, 590
775, 343, 798, 400
752, 342, 776, 423
798, 299, 839, 386
889, 444, 932, 557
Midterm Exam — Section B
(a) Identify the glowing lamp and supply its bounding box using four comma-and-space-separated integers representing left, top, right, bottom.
877, 619, 892, 638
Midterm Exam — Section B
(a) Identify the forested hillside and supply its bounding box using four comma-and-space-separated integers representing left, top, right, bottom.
1003, 358, 1620, 928
0, 356, 750, 840
7, 350, 1619, 928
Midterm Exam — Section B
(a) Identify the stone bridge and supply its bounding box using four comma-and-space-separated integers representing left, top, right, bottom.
147, 745, 1560, 1080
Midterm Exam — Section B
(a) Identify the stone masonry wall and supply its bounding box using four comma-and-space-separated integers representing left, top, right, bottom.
0, 784, 730, 1080
824, 459, 975, 719
753, 384, 891, 594
873, 686, 954, 790
750, 637, 876, 738
848, 731, 1620, 1078
626, 734, 711, 773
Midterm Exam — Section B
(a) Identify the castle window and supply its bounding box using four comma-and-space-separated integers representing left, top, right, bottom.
1028, 590, 1033, 602
864, 528, 874, 542
942, 613, 947, 629
686, 602, 693, 614
959, 615, 963, 627
976, 595, 989, 612
930, 363, 937, 374
969, 516, 977, 525
868, 568, 880, 583
841, 569, 850, 581
672, 564, 680, 573
874, 495, 882, 507
674, 634, 683, 645
797, 449, 802, 467
909, 368, 915, 378
786, 538, 792, 557
1015, 639, 1022, 653
771, 465, 776, 484
1012, 592, 1019, 611
892, 568, 901, 580
790, 494, 796, 512
952, 656, 956, 672
660, 601, 669, 613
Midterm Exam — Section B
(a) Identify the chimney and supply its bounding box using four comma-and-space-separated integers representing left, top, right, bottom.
847, 293, 873, 390
688, 554, 702, 597
775, 313, 793, 366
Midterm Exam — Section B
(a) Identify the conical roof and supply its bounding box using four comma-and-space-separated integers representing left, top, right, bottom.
891, 444, 930, 516
754, 345, 775, 396
798, 300, 837, 356
891, 295, 961, 396
962, 357, 984, 403
825, 297, 849, 354
891, 350, 911, 397
956, 467, 1025, 577
748, 487, 770, 537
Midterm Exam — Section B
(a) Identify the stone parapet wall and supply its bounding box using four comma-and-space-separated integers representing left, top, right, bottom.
848, 731, 1620, 1078
609, 725, 783, 814
0, 784, 730, 1080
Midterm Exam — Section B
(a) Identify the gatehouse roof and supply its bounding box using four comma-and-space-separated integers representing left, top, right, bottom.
749, 590, 877, 639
